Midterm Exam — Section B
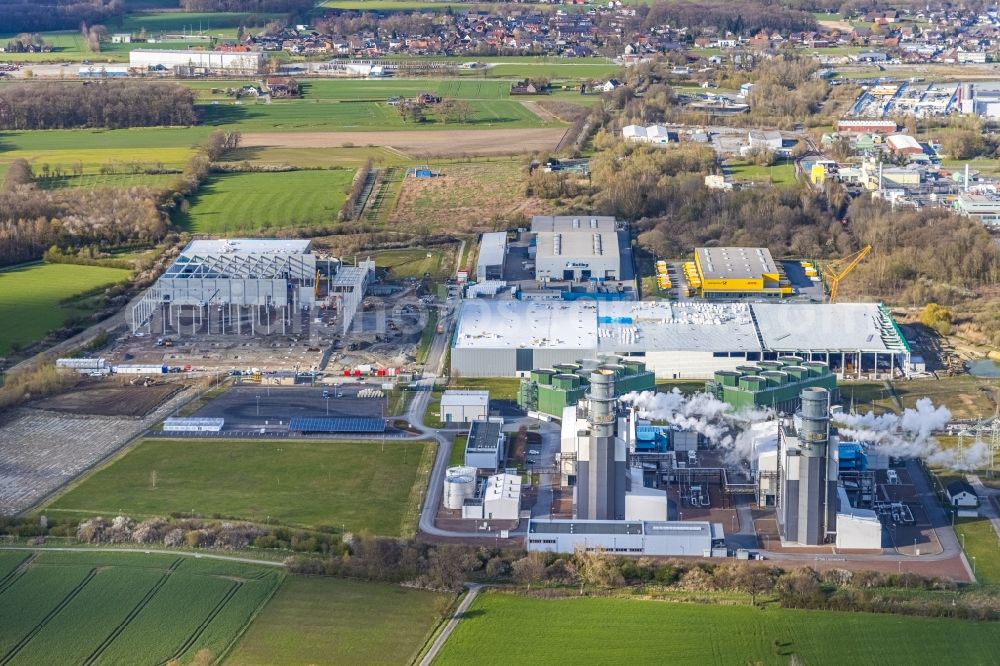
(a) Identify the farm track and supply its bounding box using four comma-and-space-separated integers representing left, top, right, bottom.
159, 581, 243, 665
0, 554, 35, 598
81, 558, 183, 666
365, 166, 403, 224
353, 168, 379, 220
0, 567, 99, 665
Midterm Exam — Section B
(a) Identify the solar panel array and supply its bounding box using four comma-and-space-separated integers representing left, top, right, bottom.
289, 417, 386, 433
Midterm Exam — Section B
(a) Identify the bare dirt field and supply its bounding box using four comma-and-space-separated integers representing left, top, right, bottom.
33, 381, 186, 417
390, 160, 551, 232
240, 128, 568, 157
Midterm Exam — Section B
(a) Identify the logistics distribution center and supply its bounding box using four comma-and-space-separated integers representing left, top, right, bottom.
451, 300, 911, 379
690, 247, 793, 298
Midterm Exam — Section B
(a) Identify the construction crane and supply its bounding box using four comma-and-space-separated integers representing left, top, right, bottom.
823, 245, 872, 303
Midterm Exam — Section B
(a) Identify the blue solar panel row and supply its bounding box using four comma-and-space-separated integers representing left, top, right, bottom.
289, 417, 386, 433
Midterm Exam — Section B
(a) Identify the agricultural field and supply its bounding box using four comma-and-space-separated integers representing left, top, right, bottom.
894, 376, 1000, 420
44, 438, 434, 534
177, 170, 355, 235
487, 62, 622, 80
436, 592, 1000, 666
35, 172, 178, 190
0, 262, 131, 355
0, 550, 282, 665
219, 146, 409, 170
228, 576, 448, 665
199, 98, 560, 132
300, 79, 514, 101
390, 160, 549, 233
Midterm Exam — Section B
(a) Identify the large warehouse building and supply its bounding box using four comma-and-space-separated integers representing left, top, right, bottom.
131, 239, 372, 337
451, 300, 911, 379
531, 216, 626, 282
129, 49, 266, 75
690, 247, 793, 298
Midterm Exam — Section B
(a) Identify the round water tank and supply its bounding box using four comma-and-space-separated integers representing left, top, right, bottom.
443, 466, 477, 510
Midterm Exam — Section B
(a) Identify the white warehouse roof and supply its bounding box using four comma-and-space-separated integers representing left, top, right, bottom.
182, 239, 311, 256
531, 215, 618, 233
454, 300, 909, 354
534, 231, 621, 263
441, 390, 490, 407
477, 232, 507, 269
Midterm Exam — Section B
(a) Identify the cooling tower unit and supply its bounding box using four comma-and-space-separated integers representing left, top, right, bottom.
577, 369, 626, 520
443, 466, 477, 510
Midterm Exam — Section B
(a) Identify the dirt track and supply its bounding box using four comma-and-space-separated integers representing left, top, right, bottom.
240, 128, 568, 157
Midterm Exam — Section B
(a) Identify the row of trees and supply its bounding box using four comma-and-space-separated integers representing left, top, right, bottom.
0, 0, 123, 33
641, 0, 817, 36
180, 0, 314, 12
0, 81, 197, 131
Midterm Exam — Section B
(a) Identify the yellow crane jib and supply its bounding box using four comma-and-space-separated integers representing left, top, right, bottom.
823, 245, 872, 303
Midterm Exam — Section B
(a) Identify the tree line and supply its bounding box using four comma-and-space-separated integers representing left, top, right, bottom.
180, 0, 314, 12
641, 0, 817, 36
0, 131, 235, 268
0, 81, 197, 131
0, 0, 124, 33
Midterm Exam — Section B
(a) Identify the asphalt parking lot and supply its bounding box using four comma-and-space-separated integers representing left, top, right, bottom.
192, 385, 389, 429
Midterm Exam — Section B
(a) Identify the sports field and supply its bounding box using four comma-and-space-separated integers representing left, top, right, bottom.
435, 592, 1000, 666
177, 170, 355, 234
0, 550, 282, 665
0, 262, 131, 355
45, 438, 433, 534
228, 576, 448, 665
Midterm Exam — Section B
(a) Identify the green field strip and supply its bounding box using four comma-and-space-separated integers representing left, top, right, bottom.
0, 564, 96, 657
93, 569, 258, 666
81, 558, 183, 666
0, 554, 35, 597
0, 567, 99, 665
171, 572, 282, 665
162, 582, 243, 665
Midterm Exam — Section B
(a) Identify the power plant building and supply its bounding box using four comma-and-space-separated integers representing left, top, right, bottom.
131, 239, 373, 337
706, 358, 838, 413
517, 357, 655, 418
526, 519, 725, 556
464, 419, 506, 470
451, 300, 910, 379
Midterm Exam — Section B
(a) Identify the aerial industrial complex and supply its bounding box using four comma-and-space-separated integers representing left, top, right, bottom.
451, 299, 911, 379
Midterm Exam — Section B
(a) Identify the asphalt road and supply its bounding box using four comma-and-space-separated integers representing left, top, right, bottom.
418, 583, 482, 666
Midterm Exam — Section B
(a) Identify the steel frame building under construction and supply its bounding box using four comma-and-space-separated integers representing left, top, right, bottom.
131, 239, 373, 337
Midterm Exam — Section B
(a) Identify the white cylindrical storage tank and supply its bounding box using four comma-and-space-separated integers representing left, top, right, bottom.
443, 466, 477, 510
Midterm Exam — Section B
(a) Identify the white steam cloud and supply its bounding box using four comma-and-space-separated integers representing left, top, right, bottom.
621, 391, 984, 472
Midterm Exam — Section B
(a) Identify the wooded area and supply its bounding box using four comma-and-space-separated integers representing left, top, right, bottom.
0, 82, 197, 130
179, 0, 313, 12
0, 0, 124, 33
642, 1, 816, 35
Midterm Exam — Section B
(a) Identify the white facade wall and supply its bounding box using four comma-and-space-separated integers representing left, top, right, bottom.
129, 50, 264, 74
441, 403, 488, 423
835, 512, 883, 549
640, 350, 746, 379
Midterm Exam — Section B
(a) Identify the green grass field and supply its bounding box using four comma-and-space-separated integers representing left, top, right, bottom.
728, 160, 797, 186
177, 170, 354, 234
448, 378, 521, 401
220, 146, 410, 169
227, 576, 448, 665
300, 79, 514, 100
0, 262, 131, 355
374, 247, 453, 279
436, 592, 1000, 665
199, 98, 558, 132
487, 62, 621, 79
45, 438, 432, 534
0, 550, 282, 665
35, 172, 178, 190
956, 516, 1000, 585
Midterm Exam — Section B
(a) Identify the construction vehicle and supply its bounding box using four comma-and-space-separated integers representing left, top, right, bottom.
823, 245, 872, 303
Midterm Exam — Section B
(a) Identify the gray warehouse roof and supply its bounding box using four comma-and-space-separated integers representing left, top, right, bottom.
531, 215, 619, 233
534, 231, 621, 263
467, 420, 504, 452
696, 247, 779, 280
477, 232, 508, 270
528, 519, 712, 536
453, 301, 908, 355
752, 303, 909, 353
